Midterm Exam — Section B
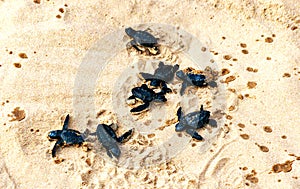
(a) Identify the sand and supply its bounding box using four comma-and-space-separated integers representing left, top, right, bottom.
0, 0, 299, 188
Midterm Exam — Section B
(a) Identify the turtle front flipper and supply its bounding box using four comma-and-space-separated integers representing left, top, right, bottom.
176, 107, 182, 120
140, 72, 154, 80
102, 124, 118, 141
180, 82, 188, 96
117, 129, 133, 143
200, 105, 204, 111
128, 95, 136, 100
130, 102, 150, 112
128, 40, 142, 53
52, 139, 64, 157
62, 114, 70, 130
186, 129, 203, 140
198, 105, 210, 127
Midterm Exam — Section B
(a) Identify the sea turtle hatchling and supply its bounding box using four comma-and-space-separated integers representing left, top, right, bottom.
48, 114, 85, 157
175, 105, 210, 140
89, 123, 133, 159
125, 27, 159, 55
140, 61, 179, 93
176, 68, 207, 95
128, 84, 167, 113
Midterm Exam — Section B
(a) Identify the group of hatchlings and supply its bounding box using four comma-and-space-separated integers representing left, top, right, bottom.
48, 27, 212, 160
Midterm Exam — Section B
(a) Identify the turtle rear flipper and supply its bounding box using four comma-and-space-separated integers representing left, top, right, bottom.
52, 139, 63, 157
176, 107, 182, 120
117, 129, 134, 143
130, 102, 150, 112
186, 129, 203, 140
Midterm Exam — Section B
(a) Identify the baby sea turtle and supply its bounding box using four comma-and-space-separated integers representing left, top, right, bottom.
125, 27, 159, 55
175, 105, 210, 140
48, 114, 84, 157
140, 62, 179, 93
128, 84, 167, 113
176, 69, 207, 95
91, 123, 133, 159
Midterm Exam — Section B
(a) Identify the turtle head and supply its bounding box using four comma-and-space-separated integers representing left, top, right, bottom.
125, 27, 136, 37
48, 130, 62, 140
158, 61, 165, 67
176, 70, 186, 80
175, 123, 186, 132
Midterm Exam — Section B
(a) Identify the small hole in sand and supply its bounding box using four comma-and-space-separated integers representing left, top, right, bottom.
224, 76, 236, 83
237, 123, 245, 128
240, 43, 247, 48
223, 55, 232, 60
263, 126, 272, 133
247, 81, 257, 89
13, 63, 22, 68
283, 73, 291, 78
59, 8, 64, 13
147, 133, 155, 138
18, 53, 28, 59
242, 49, 249, 54
221, 68, 230, 76
240, 134, 249, 140
265, 37, 273, 43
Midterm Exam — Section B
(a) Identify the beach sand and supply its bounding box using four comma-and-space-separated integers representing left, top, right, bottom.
0, 0, 299, 188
